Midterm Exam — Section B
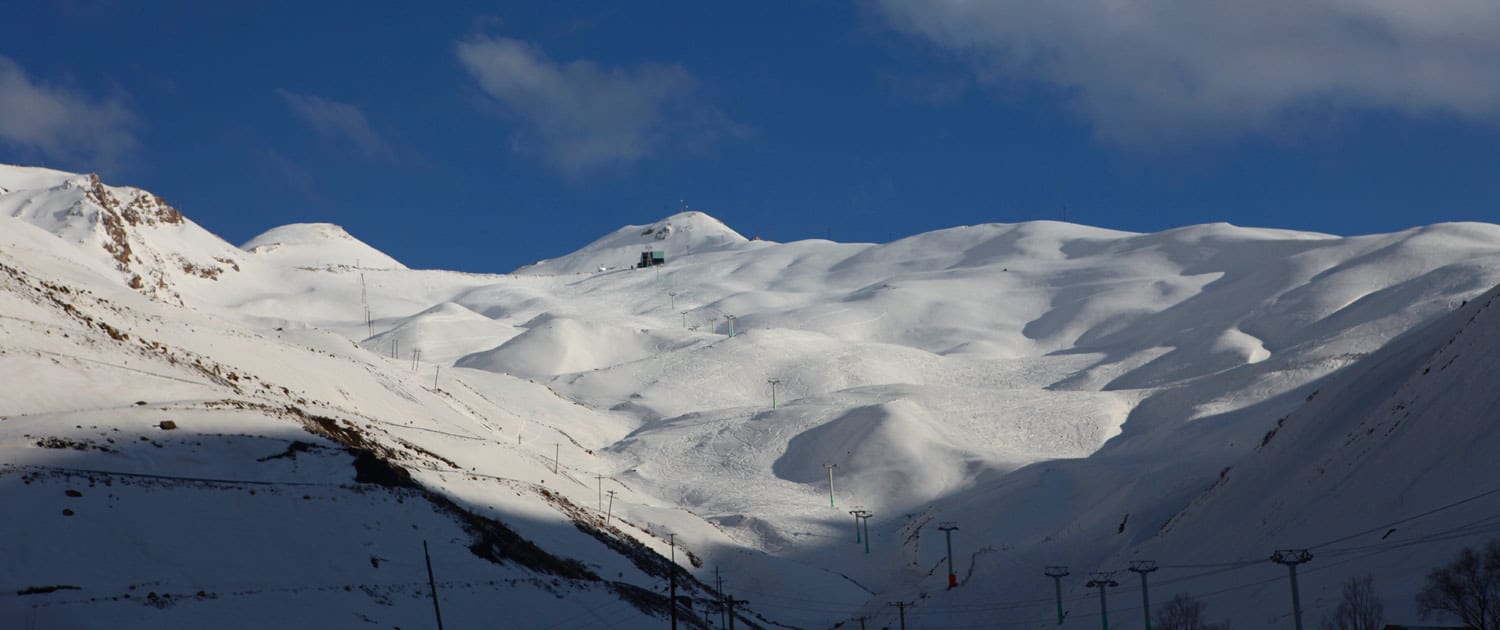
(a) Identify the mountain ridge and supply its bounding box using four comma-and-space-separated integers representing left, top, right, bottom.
4, 165, 1500, 628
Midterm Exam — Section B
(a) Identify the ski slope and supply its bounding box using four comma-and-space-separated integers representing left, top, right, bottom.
4, 165, 1500, 628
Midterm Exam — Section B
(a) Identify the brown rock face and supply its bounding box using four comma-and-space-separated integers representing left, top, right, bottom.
81, 173, 223, 300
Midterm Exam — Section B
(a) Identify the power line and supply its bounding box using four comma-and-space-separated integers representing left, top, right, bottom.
16, 440, 1500, 630
1320, 513, 1500, 557
754, 503, 1500, 629
888, 600, 914, 630
8, 463, 343, 487
866, 508, 1500, 622
902, 505, 1483, 623
1309, 485, 1500, 549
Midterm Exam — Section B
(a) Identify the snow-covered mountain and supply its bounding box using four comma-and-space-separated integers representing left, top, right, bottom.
242, 222, 407, 271
0, 166, 248, 302
514, 210, 754, 274
4, 165, 1499, 628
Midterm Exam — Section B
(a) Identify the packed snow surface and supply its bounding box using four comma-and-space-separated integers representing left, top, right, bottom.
4, 164, 1500, 628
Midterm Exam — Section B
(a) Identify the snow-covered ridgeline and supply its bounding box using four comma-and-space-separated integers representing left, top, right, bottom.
4, 165, 1500, 628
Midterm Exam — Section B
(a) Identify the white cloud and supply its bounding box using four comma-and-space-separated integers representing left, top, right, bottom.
456, 36, 745, 172
874, 0, 1500, 144
0, 55, 137, 167
276, 89, 395, 161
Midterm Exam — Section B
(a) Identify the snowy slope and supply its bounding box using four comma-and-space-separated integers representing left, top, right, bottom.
1122, 284, 1500, 625
0, 214, 714, 628
830, 285, 1500, 628
5, 165, 1500, 628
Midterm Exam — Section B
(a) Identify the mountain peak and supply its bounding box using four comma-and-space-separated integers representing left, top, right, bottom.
0, 164, 237, 299
241, 223, 407, 270
514, 210, 750, 274
0, 166, 185, 243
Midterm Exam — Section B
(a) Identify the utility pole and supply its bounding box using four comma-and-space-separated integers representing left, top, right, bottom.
681, 311, 689, 329
725, 314, 737, 338
854, 615, 867, 630
1045, 566, 1070, 625
849, 507, 866, 544
768, 379, 781, 410
553, 442, 560, 474
1128, 561, 1158, 630
606, 490, 617, 525
670, 533, 678, 630
725, 594, 748, 630
669, 291, 677, 310
888, 601, 913, 630
715, 567, 726, 629
595, 474, 605, 512
1085, 572, 1119, 630
1271, 549, 1313, 630
700, 599, 713, 628
423, 540, 445, 630
433, 365, 440, 390
823, 462, 836, 508
939, 522, 959, 588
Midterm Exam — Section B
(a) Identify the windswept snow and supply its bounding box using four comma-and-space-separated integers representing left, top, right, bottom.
5, 165, 1500, 628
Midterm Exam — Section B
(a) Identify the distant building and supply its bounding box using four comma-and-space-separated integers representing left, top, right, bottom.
638, 250, 665, 268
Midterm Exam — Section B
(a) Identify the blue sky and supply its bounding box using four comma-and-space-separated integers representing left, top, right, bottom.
4, 1, 1500, 273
